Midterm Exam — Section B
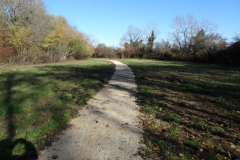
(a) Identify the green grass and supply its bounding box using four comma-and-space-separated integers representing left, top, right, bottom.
143, 104, 159, 114
0, 59, 115, 159
158, 110, 182, 122
169, 124, 182, 138
120, 59, 240, 160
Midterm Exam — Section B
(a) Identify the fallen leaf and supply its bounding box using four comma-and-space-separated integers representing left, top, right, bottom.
179, 153, 184, 157
228, 151, 231, 158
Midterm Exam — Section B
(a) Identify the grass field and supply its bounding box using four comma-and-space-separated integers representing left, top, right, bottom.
0, 59, 115, 159
120, 59, 240, 160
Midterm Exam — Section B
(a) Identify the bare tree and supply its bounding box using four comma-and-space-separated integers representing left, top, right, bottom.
0, 0, 46, 26
84, 34, 99, 48
233, 32, 240, 42
169, 14, 217, 53
120, 25, 145, 57
120, 25, 143, 46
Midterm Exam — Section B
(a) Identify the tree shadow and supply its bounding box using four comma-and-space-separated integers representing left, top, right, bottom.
0, 74, 38, 159
123, 60, 240, 159
0, 61, 115, 159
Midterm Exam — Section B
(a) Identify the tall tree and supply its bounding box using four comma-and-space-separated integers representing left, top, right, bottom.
8, 24, 32, 59
43, 16, 94, 61
169, 14, 217, 54
147, 30, 157, 53
120, 25, 144, 57
120, 25, 142, 45
0, 0, 54, 63
0, 28, 16, 62
193, 29, 207, 53
0, 0, 93, 63
0, 0, 46, 27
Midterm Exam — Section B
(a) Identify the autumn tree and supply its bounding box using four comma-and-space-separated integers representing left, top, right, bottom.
123, 43, 135, 58
0, 0, 93, 63
0, 0, 54, 63
93, 43, 117, 58
68, 32, 94, 59
42, 16, 93, 61
9, 24, 33, 62
0, 28, 16, 62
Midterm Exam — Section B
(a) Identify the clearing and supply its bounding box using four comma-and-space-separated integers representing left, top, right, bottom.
120, 59, 240, 160
39, 60, 143, 160
0, 60, 114, 159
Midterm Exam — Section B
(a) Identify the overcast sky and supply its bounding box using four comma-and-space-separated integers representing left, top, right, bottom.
44, 0, 240, 47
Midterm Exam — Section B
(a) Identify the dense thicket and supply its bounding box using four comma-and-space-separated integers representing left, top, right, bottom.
0, 0, 93, 64
214, 41, 240, 65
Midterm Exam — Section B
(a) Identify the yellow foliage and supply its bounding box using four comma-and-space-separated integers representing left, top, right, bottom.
9, 24, 33, 53
42, 16, 93, 59
42, 17, 66, 49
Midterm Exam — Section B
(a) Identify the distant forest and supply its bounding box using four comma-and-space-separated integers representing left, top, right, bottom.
94, 15, 240, 66
0, 0, 239, 65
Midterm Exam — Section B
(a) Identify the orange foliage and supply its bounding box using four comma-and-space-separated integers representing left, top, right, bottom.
0, 29, 17, 63
124, 43, 135, 58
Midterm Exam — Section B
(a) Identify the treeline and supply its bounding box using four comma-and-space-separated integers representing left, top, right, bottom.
0, 0, 93, 64
93, 15, 240, 66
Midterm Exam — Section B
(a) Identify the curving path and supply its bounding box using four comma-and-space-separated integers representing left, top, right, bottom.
39, 60, 143, 160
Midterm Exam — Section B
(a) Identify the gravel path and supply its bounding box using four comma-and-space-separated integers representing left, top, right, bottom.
39, 60, 143, 160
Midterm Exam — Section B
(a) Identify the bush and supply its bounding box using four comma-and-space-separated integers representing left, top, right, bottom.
214, 41, 240, 66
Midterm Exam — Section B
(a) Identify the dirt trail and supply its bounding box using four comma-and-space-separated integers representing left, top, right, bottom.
39, 60, 143, 160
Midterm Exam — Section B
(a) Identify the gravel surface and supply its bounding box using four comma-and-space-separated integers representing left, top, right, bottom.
39, 60, 143, 160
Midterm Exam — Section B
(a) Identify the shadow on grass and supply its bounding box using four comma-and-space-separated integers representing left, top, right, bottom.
0, 61, 115, 159
144, 130, 230, 160
121, 59, 240, 159
0, 74, 38, 159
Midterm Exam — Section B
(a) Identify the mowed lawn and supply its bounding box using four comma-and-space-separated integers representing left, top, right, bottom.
0, 59, 115, 158
120, 59, 240, 160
